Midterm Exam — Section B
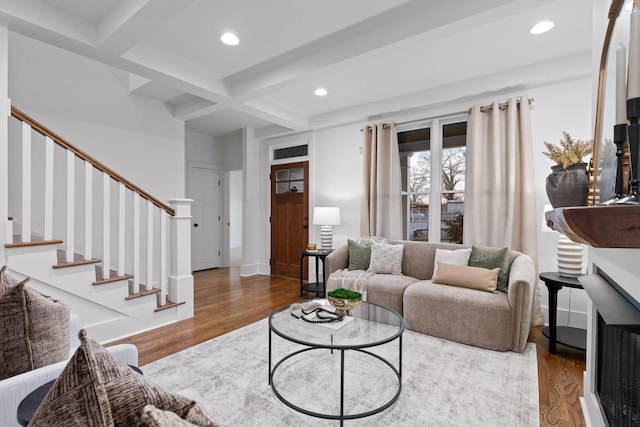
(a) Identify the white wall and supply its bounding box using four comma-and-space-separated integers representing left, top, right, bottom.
8, 32, 185, 203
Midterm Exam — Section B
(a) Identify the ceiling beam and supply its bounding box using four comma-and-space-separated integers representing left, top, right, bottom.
97, 0, 194, 56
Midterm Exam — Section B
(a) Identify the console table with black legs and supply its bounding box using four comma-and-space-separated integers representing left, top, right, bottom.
539, 272, 587, 354
299, 250, 331, 297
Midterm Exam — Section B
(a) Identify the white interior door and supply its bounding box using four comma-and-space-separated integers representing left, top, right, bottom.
189, 165, 221, 271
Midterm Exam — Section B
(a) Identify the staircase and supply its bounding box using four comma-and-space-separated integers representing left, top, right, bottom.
1, 107, 194, 343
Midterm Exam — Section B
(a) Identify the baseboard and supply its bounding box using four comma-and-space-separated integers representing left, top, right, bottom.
542, 306, 587, 329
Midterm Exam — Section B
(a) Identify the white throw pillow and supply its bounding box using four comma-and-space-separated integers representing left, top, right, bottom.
367, 242, 404, 275
431, 248, 472, 279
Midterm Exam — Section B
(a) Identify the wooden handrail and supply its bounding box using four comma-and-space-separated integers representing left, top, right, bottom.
11, 106, 175, 216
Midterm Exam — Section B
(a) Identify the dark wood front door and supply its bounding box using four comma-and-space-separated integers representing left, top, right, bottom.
271, 161, 308, 279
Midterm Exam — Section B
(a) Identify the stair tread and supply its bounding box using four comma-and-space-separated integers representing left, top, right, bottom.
125, 286, 160, 300
53, 250, 101, 269
92, 266, 134, 285
155, 298, 186, 312
6, 234, 63, 248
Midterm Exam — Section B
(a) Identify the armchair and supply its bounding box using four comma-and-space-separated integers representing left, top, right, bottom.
0, 313, 138, 427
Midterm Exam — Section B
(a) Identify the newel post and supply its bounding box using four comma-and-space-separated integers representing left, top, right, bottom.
169, 198, 194, 320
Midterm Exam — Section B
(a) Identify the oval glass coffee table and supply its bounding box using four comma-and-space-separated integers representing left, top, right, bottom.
268, 299, 404, 426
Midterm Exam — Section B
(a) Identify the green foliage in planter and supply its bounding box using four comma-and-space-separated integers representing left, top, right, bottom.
543, 131, 593, 169
327, 288, 361, 300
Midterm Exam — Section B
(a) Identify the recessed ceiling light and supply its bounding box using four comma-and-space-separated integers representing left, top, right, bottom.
314, 88, 327, 96
221, 32, 239, 46
530, 21, 554, 35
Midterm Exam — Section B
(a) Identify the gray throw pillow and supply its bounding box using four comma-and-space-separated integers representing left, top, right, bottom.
348, 239, 371, 270
468, 246, 510, 293
367, 242, 404, 275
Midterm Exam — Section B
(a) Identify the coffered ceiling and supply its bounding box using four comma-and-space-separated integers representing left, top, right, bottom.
0, 0, 593, 138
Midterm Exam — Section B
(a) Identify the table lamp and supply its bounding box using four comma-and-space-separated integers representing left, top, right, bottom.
313, 207, 340, 251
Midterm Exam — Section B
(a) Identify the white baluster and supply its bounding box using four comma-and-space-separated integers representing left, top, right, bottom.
159, 211, 167, 306
118, 182, 125, 277
43, 137, 53, 240
132, 192, 140, 294
21, 122, 31, 243
65, 150, 75, 263
84, 162, 92, 260
146, 200, 153, 291
102, 172, 110, 279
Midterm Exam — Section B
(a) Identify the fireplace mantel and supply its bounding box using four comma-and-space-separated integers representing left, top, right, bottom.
544, 205, 640, 248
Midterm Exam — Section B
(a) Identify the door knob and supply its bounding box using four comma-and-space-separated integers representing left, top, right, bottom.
194, 223, 199, 227
303, 224, 308, 229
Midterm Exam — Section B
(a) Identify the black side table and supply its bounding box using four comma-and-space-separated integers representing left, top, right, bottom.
539, 272, 587, 354
299, 250, 332, 297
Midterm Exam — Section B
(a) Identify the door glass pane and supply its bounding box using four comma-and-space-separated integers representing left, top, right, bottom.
276, 170, 289, 181
290, 168, 304, 181
276, 182, 289, 194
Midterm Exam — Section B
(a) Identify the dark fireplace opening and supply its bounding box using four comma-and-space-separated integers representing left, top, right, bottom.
596, 313, 640, 427
581, 265, 640, 427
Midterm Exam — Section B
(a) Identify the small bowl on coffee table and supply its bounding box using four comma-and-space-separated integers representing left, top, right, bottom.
327, 288, 361, 316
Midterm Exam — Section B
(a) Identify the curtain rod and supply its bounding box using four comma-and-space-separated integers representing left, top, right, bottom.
361, 123, 393, 132
475, 97, 534, 114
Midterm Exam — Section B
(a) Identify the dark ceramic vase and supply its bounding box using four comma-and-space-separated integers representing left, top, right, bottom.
545, 162, 589, 208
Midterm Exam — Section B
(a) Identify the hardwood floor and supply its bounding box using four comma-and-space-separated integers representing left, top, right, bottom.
109, 267, 586, 426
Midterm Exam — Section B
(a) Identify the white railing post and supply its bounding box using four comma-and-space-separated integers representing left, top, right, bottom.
132, 192, 140, 293
84, 161, 92, 260
65, 150, 75, 263
21, 122, 31, 243
118, 182, 125, 277
159, 211, 168, 306
169, 198, 193, 320
146, 200, 153, 291
102, 172, 110, 278
43, 137, 54, 240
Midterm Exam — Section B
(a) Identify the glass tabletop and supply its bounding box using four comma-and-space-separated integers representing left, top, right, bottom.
269, 299, 405, 349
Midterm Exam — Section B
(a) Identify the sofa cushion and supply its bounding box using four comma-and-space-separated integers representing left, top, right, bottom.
0, 266, 70, 380
367, 242, 404, 275
348, 239, 371, 270
432, 263, 499, 293
431, 248, 472, 279
468, 246, 510, 293
364, 274, 419, 315
29, 329, 212, 427
403, 280, 512, 351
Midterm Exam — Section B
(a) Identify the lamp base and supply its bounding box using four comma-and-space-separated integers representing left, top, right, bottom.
557, 234, 583, 277
320, 225, 333, 251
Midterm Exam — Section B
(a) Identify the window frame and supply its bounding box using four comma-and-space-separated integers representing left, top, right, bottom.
397, 114, 467, 243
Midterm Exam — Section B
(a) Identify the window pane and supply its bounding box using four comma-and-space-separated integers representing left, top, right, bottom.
409, 195, 429, 241
441, 195, 464, 243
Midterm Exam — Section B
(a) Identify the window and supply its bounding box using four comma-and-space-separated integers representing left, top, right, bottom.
398, 119, 466, 243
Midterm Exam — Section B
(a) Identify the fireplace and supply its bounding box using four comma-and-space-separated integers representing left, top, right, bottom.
581, 264, 640, 427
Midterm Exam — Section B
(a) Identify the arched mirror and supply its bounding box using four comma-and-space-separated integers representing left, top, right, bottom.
592, 0, 631, 203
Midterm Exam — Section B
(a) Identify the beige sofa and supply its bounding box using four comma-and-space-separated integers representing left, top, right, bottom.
325, 240, 536, 352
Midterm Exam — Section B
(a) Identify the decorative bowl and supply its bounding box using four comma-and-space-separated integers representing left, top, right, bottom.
327, 288, 362, 316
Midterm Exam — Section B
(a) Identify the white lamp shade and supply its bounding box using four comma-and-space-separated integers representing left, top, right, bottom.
313, 207, 340, 225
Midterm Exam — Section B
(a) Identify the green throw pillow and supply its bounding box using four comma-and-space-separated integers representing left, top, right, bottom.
468, 246, 509, 293
348, 239, 371, 270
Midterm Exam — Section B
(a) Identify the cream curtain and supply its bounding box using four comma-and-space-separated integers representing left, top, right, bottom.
465, 96, 543, 325
360, 123, 403, 240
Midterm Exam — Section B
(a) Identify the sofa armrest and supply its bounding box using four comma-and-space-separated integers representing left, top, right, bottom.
0, 344, 138, 427
325, 245, 349, 277
507, 254, 536, 352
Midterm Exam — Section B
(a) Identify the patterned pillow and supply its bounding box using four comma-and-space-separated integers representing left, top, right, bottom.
141, 404, 219, 427
0, 266, 70, 380
431, 248, 472, 279
357, 236, 388, 246
29, 330, 217, 427
367, 242, 404, 275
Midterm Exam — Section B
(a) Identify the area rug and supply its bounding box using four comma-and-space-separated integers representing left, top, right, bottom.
142, 318, 539, 426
